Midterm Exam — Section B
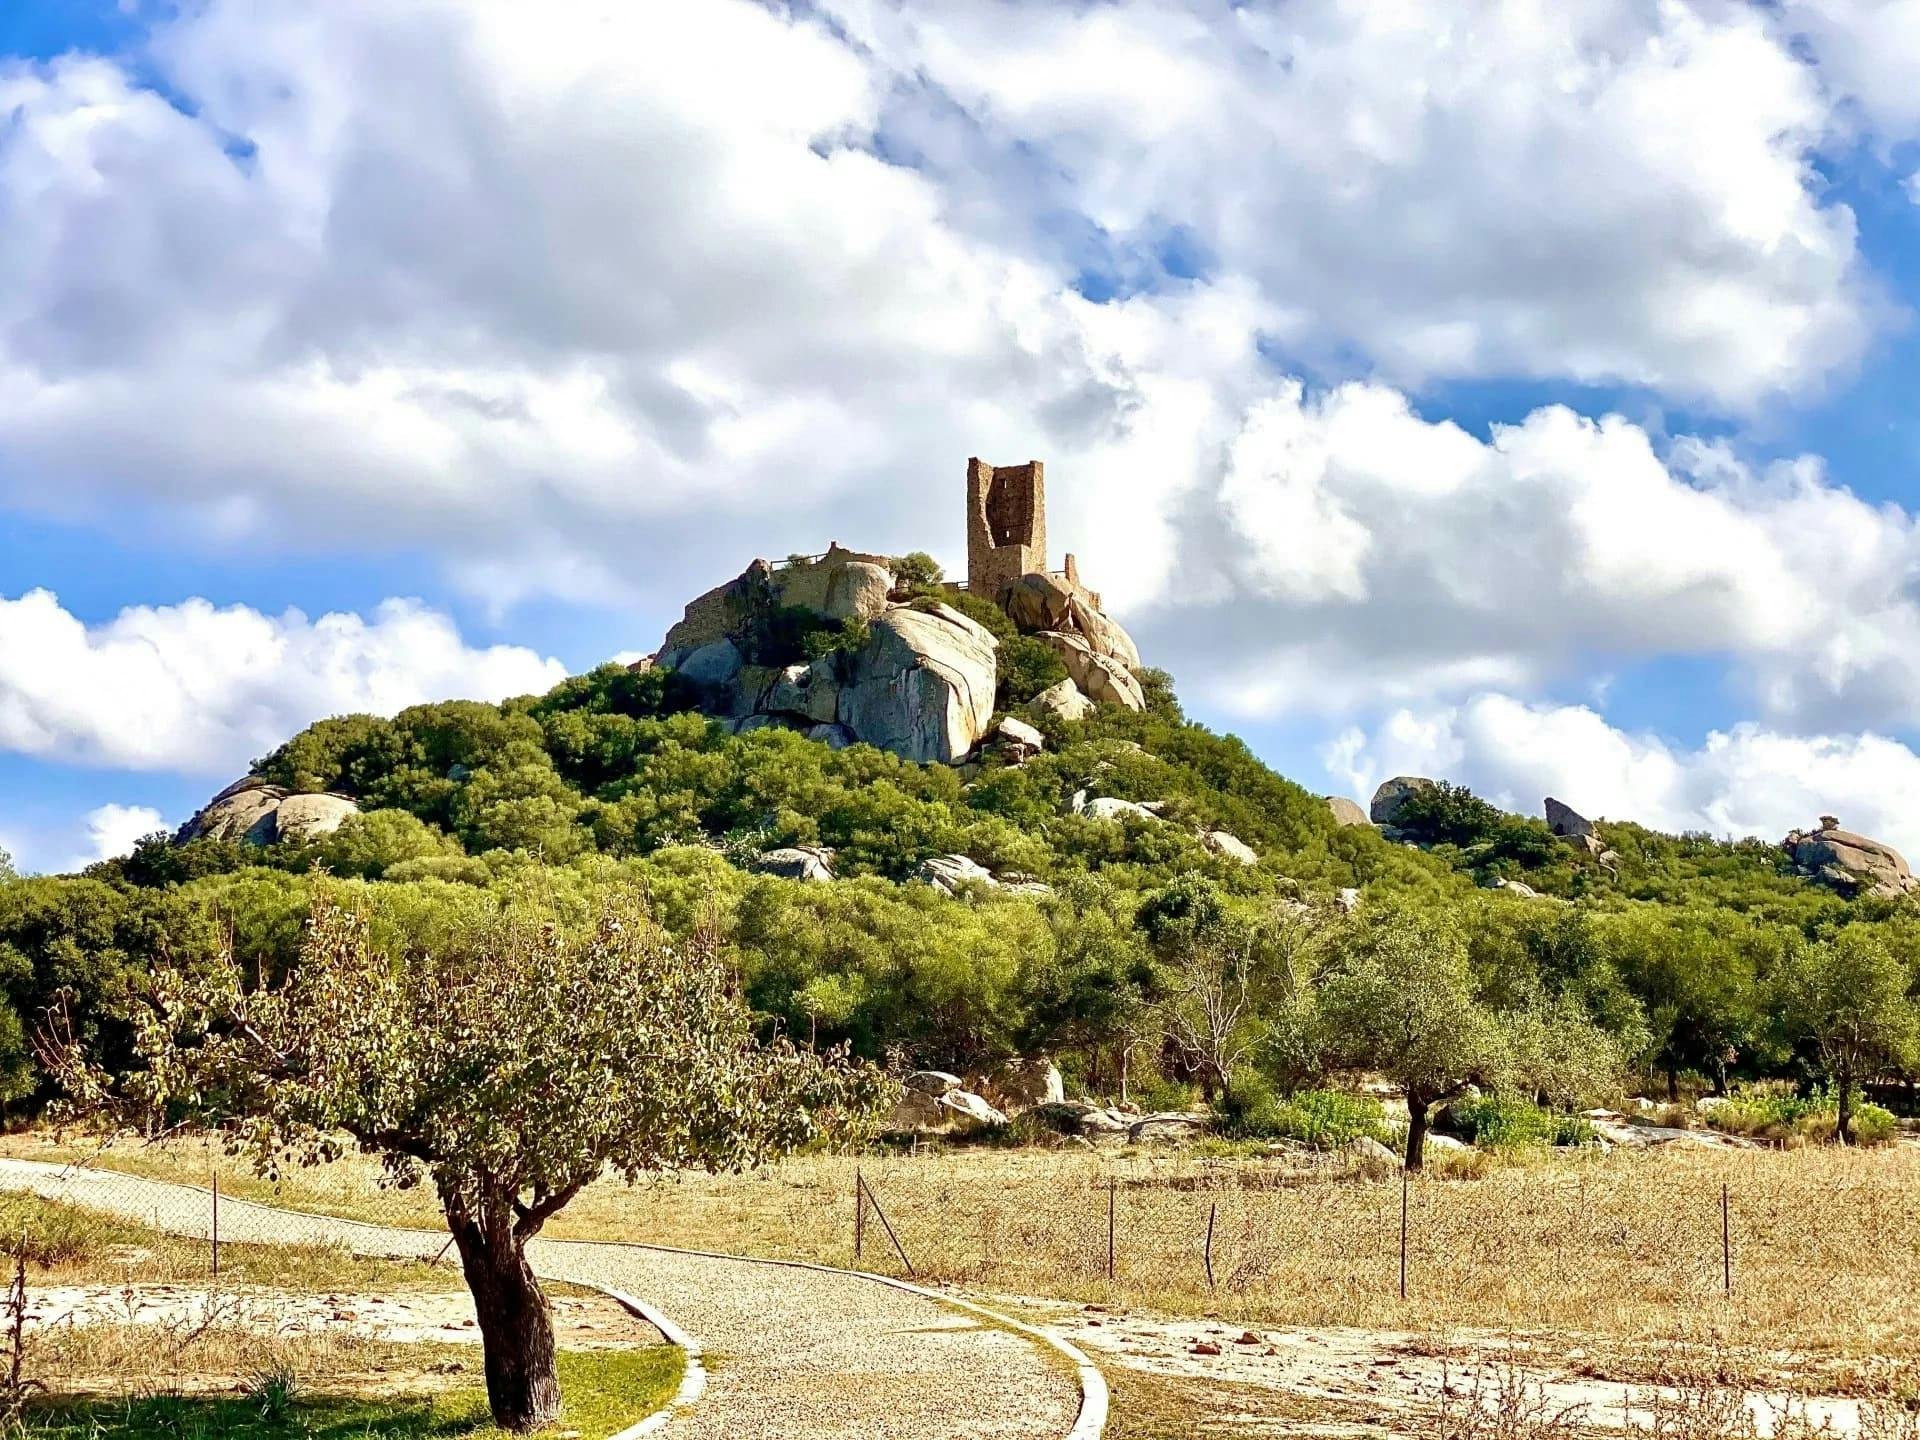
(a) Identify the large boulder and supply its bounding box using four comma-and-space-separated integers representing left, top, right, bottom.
989, 715, 1046, 761
676, 639, 748, 714
1002, 573, 1141, 668
1370, 776, 1436, 827
1034, 631, 1145, 711
836, 603, 998, 764
1203, 830, 1259, 865
1784, 820, 1919, 899
979, 1057, 1065, 1114
177, 781, 359, 848
771, 550, 894, 625
1028, 678, 1095, 725
1128, 1112, 1210, 1144
1072, 792, 1162, 824
1325, 795, 1370, 828
764, 660, 840, 724
753, 846, 836, 883
273, 793, 360, 844
916, 853, 997, 896
178, 780, 288, 845
1544, 797, 1596, 840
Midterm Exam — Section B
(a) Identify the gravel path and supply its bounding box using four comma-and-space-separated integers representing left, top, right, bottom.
0, 1158, 1088, 1440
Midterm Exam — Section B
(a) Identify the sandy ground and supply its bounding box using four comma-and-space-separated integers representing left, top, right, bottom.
24, 1281, 645, 1349
1029, 1301, 1865, 1436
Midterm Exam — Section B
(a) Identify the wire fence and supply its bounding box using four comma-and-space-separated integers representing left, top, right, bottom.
5, 1140, 1918, 1355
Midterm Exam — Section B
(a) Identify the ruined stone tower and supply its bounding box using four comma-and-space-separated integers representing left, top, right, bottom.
966, 457, 1046, 600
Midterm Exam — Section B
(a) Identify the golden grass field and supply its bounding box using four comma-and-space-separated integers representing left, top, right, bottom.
6, 1132, 1919, 1381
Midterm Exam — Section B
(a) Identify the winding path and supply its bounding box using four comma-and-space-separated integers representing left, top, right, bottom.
0, 1158, 1097, 1440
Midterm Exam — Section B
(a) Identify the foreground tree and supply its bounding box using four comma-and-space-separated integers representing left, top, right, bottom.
1317, 906, 1510, 1170
1774, 928, 1919, 1144
43, 892, 887, 1431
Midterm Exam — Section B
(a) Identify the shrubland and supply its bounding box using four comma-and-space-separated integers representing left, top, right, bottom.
0, 659, 1915, 1151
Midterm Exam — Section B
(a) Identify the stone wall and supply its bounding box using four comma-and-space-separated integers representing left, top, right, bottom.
966, 457, 1046, 600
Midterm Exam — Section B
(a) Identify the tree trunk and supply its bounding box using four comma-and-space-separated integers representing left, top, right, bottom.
1405, 1095, 1431, 1173
451, 1211, 561, 1431
1836, 1071, 1854, 1147
1665, 1062, 1679, 1104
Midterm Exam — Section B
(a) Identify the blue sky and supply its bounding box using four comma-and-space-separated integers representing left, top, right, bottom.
6, 0, 1920, 872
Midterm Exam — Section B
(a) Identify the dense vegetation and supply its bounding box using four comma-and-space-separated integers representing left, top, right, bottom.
3, 651, 1917, 1146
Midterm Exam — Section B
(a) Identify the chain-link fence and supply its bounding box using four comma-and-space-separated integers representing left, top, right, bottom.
3, 1139, 1917, 1358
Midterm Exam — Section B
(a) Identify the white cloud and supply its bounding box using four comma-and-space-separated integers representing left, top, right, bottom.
0, 1, 1265, 620
1782, 1, 1920, 140
1155, 381, 1920, 732
839, 0, 1873, 406
0, 589, 566, 775
80, 803, 166, 864
1325, 692, 1920, 860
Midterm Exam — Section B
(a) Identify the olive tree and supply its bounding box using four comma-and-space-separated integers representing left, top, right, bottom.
1316, 906, 1510, 1169
1774, 928, 1919, 1144
43, 891, 887, 1431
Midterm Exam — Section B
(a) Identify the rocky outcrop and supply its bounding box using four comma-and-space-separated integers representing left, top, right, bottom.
915, 853, 1053, 898
1028, 678, 1095, 725
1035, 631, 1145, 711
1370, 776, 1436, 827
1070, 792, 1162, 824
661, 547, 895, 658
753, 846, 836, 883
836, 603, 998, 763
988, 715, 1046, 762
1128, 1112, 1210, 1144
177, 780, 360, 848
272, 793, 360, 844
1783, 819, 1919, 899
888, 1070, 1007, 1132
1003, 572, 1141, 668
975, 1057, 1065, 1115
1202, 830, 1259, 865
1544, 797, 1595, 840
1325, 796, 1370, 828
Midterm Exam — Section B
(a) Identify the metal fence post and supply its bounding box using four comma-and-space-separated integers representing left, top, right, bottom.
854, 1166, 865, 1264
1204, 1199, 1218, 1292
1721, 1183, 1732, 1296
1106, 1174, 1116, 1282
210, 1168, 220, 1279
1399, 1167, 1409, 1301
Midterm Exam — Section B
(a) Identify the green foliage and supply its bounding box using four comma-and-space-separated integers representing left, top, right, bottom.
998, 634, 1069, 707
1228, 1080, 1390, 1147
891, 551, 944, 586
1704, 1084, 1900, 1147
1445, 1094, 1595, 1149
1393, 782, 1507, 847
0, 847, 14, 883
1774, 927, 1920, 1143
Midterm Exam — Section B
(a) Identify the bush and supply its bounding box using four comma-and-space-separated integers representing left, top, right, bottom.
1229, 1081, 1391, 1148
1446, 1094, 1595, 1149
999, 635, 1070, 707
1707, 1086, 1900, 1146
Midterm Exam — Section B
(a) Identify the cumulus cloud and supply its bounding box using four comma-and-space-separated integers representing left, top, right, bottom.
0, 590, 565, 775
0, 0, 1269, 619
1149, 381, 1920, 732
840, 0, 1874, 405
81, 804, 166, 864
1324, 693, 1920, 860
1782, 1, 1920, 140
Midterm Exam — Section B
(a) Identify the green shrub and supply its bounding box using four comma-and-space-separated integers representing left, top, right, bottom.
1446, 1094, 1595, 1149
999, 635, 1070, 707
1701, 1085, 1899, 1146
1228, 1079, 1391, 1148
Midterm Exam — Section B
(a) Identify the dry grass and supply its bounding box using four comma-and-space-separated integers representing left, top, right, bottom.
9, 1133, 1920, 1374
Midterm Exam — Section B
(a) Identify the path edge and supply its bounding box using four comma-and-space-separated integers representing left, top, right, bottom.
572, 1235, 1109, 1440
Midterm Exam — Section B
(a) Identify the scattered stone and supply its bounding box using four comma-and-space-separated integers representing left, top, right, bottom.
990, 715, 1046, 760
936, 1089, 1007, 1129
903, 1071, 962, 1095
1202, 830, 1258, 865
915, 854, 997, 896
1127, 1112, 1210, 1144
1344, 1136, 1400, 1166
1336, 887, 1362, 914
1191, 1342, 1223, 1357
1488, 877, 1539, 898
1028, 678, 1095, 725
1072, 793, 1163, 824
978, 1057, 1065, 1114
752, 846, 836, 883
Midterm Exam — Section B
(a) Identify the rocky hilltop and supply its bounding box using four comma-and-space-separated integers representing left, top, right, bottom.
635, 541, 1143, 765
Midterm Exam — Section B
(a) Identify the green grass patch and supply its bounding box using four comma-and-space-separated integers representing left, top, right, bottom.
24, 1345, 682, 1440
1444, 1094, 1595, 1149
